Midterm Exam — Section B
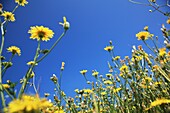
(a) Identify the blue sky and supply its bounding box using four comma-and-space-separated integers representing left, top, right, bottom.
0, 0, 168, 105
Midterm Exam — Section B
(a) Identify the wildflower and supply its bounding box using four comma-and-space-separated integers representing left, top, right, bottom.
80, 70, 87, 75
152, 65, 159, 71
145, 98, 170, 111
83, 89, 93, 93
119, 64, 128, 72
144, 26, 148, 31
15, 0, 28, 6
1, 11, 15, 22
113, 88, 121, 93
159, 48, 166, 57
7, 46, 21, 56
113, 56, 120, 60
136, 31, 150, 40
167, 18, 170, 24
44, 93, 50, 97
154, 81, 162, 85
104, 46, 113, 52
27, 61, 38, 66
28, 26, 54, 41
104, 80, 112, 85
74, 89, 79, 93
59, 16, 70, 30
6, 95, 52, 113
106, 73, 112, 78
101, 92, 107, 96
2, 84, 10, 89
92, 71, 99, 77
144, 77, 152, 82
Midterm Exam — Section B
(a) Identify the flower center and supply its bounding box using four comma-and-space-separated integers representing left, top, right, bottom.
140, 35, 146, 40
6, 15, 11, 20
19, 0, 23, 3
38, 31, 45, 38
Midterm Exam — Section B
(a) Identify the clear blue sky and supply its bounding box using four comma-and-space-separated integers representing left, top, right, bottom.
0, 0, 167, 106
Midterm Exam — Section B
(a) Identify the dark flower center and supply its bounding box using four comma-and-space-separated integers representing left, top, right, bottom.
38, 31, 45, 38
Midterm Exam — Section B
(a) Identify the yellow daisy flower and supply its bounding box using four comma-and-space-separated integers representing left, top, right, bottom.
113, 87, 122, 93
120, 64, 128, 72
136, 31, 150, 40
7, 46, 21, 56
83, 89, 93, 93
1, 11, 15, 22
7, 95, 52, 113
92, 71, 99, 77
80, 70, 87, 75
101, 92, 107, 96
28, 26, 54, 41
15, 0, 28, 6
159, 48, 166, 57
145, 98, 170, 111
103, 80, 112, 85
2, 84, 10, 89
104, 46, 113, 52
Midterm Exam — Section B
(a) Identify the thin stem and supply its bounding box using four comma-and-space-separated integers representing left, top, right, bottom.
143, 40, 157, 55
37, 30, 66, 63
0, 22, 6, 108
129, 0, 149, 6
33, 75, 38, 94
18, 41, 41, 98
59, 71, 62, 106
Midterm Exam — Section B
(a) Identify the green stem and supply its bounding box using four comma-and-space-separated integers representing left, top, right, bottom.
143, 40, 157, 55
18, 41, 41, 98
37, 30, 66, 63
0, 22, 6, 108
59, 71, 62, 106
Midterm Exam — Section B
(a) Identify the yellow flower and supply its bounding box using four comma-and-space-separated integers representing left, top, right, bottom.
1, 11, 15, 22
144, 77, 152, 82
104, 46, 113, 52
7, 95, 52, 113
27, 61, 38, 66
113, 88, 122, 93
106, 73, 112, 77
92, 71, 99, 77
144, 26, 148, 31
28, 26, 54, 41
103, 80, 112, 85
159, 48, 166, 56
167, 18, 170, 24
59, 16, 70, 30
113, 56, 120, 60
80, 70, 87, 75
101, 92, 107, 96
54, 109, 65, 113
7, 46, 21, 56
145, 98, 170, 111
2, 84, 10, 89
136, 31, 150, 40
83, 89, 93, 93
120, 64, 128, 72
15, 0, 28, 6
